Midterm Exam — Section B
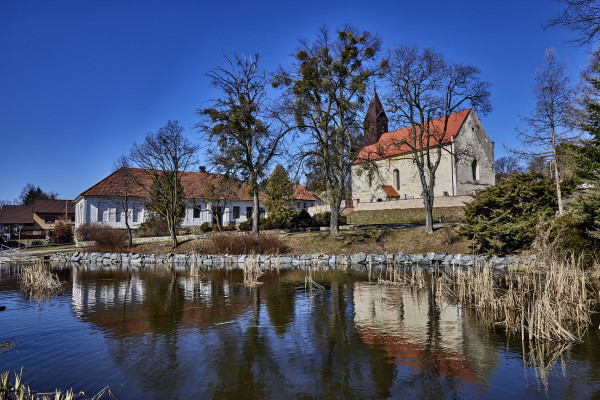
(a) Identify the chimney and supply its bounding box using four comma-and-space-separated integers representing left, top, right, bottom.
199, 166, 206, 173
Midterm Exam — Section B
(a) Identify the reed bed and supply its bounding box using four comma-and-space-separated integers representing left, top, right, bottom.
439, 254, 599, 343
19, 261, 63, 300
243, 257, 263, 287
1, 369, 117, 400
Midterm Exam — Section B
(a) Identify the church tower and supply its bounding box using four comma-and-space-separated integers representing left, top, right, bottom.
363, 89, 388, 146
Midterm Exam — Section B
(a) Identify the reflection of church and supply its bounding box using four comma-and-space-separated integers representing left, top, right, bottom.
353, 282, 498, 386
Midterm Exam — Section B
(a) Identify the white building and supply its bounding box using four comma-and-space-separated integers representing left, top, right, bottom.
351, 91, 495, 203
74, 167, 265, 229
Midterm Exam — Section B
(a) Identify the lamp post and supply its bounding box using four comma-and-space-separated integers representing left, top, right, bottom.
17, 225, 22, 256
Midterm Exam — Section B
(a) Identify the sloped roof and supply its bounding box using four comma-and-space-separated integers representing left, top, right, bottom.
293, 185, 317, 201
79, 168, 261, 201
380, 185, 400, 198
33, 199, 75, 214
356, 109, 471, 162
0, 205, 34, 224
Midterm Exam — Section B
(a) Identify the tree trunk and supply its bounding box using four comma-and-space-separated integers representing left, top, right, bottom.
169, 216, 178, 248
329, 199, 341, 235
252, 188, 260, 235
551, 127, 564, 216
423, 192, 434, 234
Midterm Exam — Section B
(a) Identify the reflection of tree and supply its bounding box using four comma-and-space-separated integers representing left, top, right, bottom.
264, 283, 295, 336
109, 270, 187, 396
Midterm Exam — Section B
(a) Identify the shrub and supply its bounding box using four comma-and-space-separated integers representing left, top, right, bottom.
200, 222, 212, 233
460, 173, 557, 255
137, 215, 170, 237
239, 219, 253, 232
31, 239, 44, 246
199, 233, 288, 255
313, 212, 346, 227
51, 221, 73, 244
75, 223, 129, 252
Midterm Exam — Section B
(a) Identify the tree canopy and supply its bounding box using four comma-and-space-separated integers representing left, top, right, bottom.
274, 25, 386, 234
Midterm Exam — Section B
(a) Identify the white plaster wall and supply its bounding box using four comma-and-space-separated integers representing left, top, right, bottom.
77, 196, 264, 229
351, 144, 455, 203
453, 112, 495, 195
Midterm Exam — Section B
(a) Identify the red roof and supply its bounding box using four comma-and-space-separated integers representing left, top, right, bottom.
293, 185, 317, 201
79, 168, 261, 201
380, 185, 400, 198
356, 109, 471, 162
0, 205, 34, 224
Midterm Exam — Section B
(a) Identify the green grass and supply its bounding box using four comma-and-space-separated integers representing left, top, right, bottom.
346, 206, 465, 225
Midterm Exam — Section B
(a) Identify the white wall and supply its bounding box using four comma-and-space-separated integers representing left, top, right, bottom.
76, 196, 264, 229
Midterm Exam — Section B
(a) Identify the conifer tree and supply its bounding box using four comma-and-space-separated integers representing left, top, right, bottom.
264, 165, 295, 214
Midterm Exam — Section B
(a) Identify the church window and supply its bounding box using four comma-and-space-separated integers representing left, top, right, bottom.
393, 169, 400, 190
472, 160, 480, 181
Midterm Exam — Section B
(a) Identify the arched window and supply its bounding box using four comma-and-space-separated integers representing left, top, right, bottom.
472, 160, 479, 181
393, 169, 400, 190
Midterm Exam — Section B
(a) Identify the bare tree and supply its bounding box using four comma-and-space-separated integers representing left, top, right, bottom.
112, 155, 136, 246
547, 0, 600, 47
495, 156, 524, 183
274, 25, 386, 234
129, 121, 198, 248
198, 53, 287, 234
515, 48, 576, 216
201, 174, 241, 231
384, 44, 491, 234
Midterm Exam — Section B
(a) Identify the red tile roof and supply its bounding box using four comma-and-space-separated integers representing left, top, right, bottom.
33, 199, 75, 214
293, 185, 317, 201
380, 185, 400, 198
79, 168, 261, 201
355, 109, 471, 163
0, 205, 34, 224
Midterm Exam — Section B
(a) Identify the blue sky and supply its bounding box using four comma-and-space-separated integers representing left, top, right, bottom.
0, 0, 593, 201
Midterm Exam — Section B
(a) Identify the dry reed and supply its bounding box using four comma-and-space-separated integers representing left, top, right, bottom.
440, 253, 598, 343
243, 257, 262, 286
19, 261, 63, 300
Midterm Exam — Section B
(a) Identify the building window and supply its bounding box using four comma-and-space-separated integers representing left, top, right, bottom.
303, 202, 307, 209
246, 206, 253, 217
393, 169, 400, 190
259, 208, 266, 218
193, 207, 201, 219
472, 160, 479, 181
45, 216, 55, 223
233, 207, 240, 219
115, 211, 121, 222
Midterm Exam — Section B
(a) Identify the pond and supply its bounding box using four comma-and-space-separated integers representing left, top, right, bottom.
1, 263, 600, 399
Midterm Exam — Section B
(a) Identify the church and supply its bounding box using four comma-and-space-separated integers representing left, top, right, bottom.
351, 91, 495, 204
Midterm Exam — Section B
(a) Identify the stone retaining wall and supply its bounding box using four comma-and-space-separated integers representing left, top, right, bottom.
48, 251, 534, 271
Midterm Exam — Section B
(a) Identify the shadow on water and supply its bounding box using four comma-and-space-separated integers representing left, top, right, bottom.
0, 262, 600, 398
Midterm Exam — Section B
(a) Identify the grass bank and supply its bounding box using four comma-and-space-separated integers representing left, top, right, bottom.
133, 226, 473, 256
346, 206, 465, 224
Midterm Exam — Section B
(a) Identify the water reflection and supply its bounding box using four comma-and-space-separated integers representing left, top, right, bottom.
0, 264, 599, 398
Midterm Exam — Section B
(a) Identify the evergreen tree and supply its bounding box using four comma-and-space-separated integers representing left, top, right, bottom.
19, 184, 57, 205
575, 54, 600, 239
264, 165, 295, 214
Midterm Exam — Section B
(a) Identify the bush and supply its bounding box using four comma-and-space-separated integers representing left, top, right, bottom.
460, 173, 557, 255
199, 233, 288, 255
200, 222, 212, 233
51, 221, 73, 244
137, 215, 170, 237
313, 212, 347, 227
75, 223, 129, 252
239, 218, 253, 232
31, 239, 44, 246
